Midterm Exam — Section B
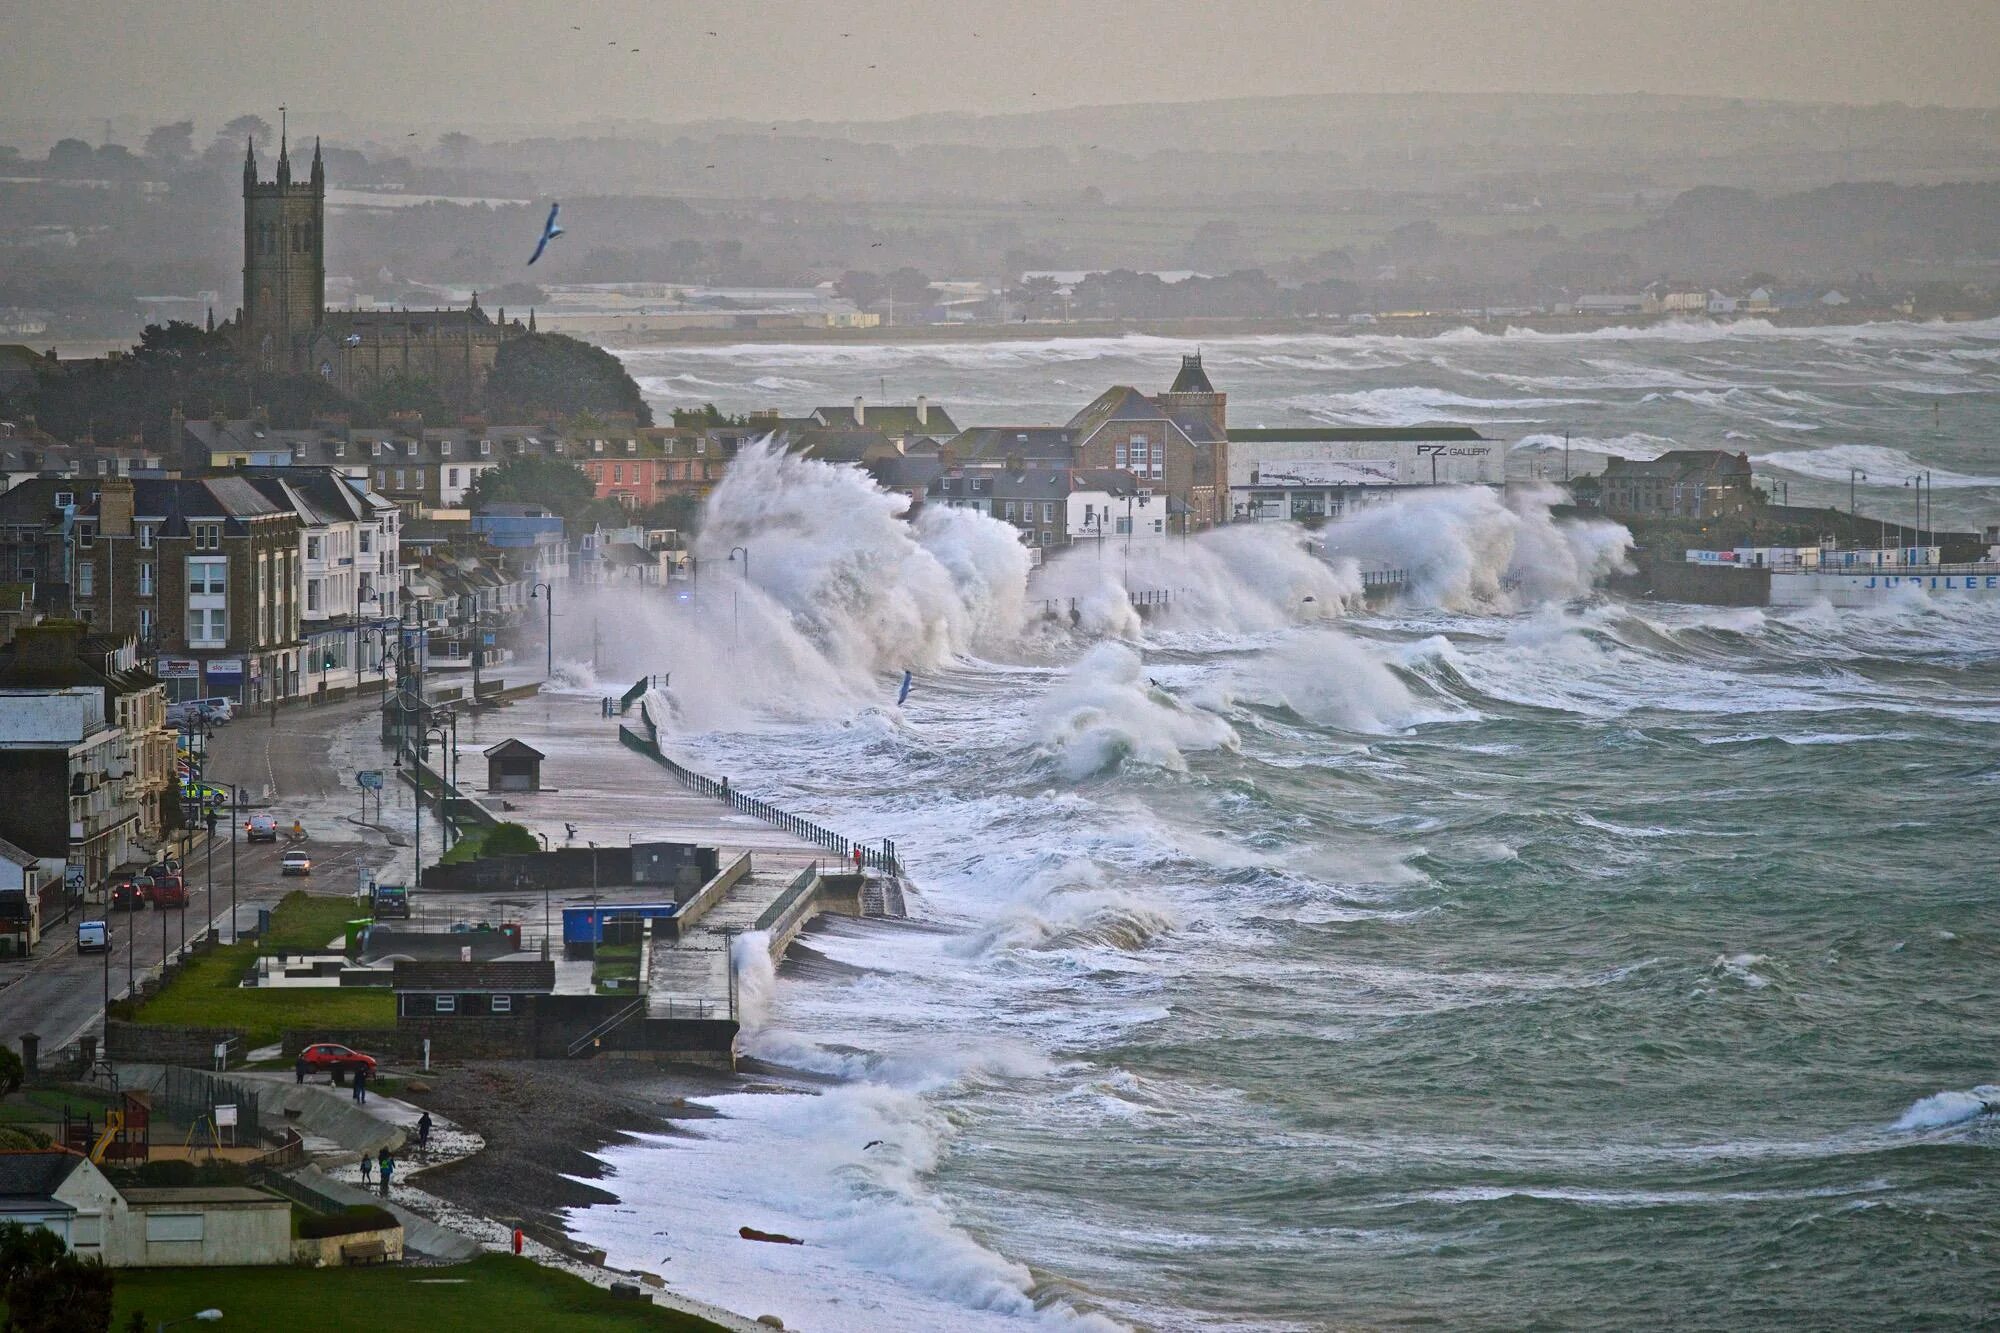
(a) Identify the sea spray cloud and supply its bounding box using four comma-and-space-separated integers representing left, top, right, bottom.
1321, 483, 1630, 611
1231, 629, 1468, 733
1034, 643, 1238, 779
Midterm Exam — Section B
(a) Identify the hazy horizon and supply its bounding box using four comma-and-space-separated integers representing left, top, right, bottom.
4, 0, 1999, 138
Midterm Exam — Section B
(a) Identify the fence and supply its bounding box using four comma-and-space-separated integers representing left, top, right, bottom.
618, 710, 903, 876
1036, 586, 1191, 619
147, 1064, 264, 1142
1359, 568, 1409, 589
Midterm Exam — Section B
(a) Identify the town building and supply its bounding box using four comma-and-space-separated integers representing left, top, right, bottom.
0, 477, 303, 704
0, 685, 143, 897
1594, 450, 1756, 519
0, 836, 61, 955
1067, 469, 1173, 543
0, 1152, 291, 1268
1227, 426, 1498, 520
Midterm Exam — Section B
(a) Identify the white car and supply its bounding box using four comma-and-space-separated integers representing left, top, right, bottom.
281, 850, 313, 876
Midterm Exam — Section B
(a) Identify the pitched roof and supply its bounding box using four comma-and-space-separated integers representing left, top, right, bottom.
811, 403, 958, 436
1065, 387, 1194, 448
393, 960, 556, 992
482, 738, 544, 760
1600, 450, 1752, 481
1168, 353, 1216, 395
0, 837, 38, 869
949, 427, 1078, 464
0, 1151, 86, 1200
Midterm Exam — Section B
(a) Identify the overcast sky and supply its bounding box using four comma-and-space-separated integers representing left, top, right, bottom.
5, 0, 1999, 135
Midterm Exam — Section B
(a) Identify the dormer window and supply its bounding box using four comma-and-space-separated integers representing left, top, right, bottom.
592, 440, 604, 454
440, 441, 451, 456
625, 440, 636, 454
54, 491, 74, 508
371, 441, 383, 457
479, 440, 492, 456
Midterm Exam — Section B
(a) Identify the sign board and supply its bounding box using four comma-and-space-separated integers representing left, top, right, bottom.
157, 658, 199, 681
214, 1103, 237, 1128
1258, 459, 1400, 488
357, 770, 384, 791
206, 659, 244, 684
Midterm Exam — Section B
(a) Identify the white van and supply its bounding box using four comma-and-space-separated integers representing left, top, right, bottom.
192, 698, 235, 724
76, 919, 108, 953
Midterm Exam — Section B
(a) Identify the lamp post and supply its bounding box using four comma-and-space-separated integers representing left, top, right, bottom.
1849, 466, 1866, 528
728, 546, 751, 585
530, 582, 554, 679
227, 781, 238, 945
728, 546, 750, 653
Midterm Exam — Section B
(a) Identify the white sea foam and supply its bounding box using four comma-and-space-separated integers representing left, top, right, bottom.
1033, 643, 1237, 779
1750, 443, 2000, 488
1891, 1085, 2000, 1132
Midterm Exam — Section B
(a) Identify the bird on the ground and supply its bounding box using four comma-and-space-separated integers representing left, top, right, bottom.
527, 201, 563, 265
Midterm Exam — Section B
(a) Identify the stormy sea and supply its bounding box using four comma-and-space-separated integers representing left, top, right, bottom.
562, 319, 2000, 1330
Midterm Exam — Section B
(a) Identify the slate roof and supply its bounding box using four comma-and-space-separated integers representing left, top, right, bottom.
811, 403, 958, 436
0, 836, 38, 869
949, 427, 1078, 465
482, 738, 545, 760
393, 960, 556, 993
1600, 450, 1752, 481
1168, 353, 1216, 395
1065, 387, 1196, 449
0, 1152, 86, 1200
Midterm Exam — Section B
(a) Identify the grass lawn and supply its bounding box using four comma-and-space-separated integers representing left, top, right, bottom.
121, 893, 393, 1048
0, 1087, 104, 1125
592, 942, 641, 994
110, 1254, 727, 1332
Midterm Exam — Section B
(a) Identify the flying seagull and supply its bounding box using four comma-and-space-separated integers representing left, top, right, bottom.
527, 202, 563, 265
863, 1140, 884, 1150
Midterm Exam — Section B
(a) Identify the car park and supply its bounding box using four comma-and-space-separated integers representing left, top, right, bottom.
281, 850, 313, 876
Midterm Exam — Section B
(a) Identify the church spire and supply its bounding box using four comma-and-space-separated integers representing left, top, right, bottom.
276, 105, 290, 185
243, 136, 256, 186
310, 135, 323, 188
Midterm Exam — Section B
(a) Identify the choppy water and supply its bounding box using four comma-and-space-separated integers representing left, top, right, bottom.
568, 322, 2000, 1331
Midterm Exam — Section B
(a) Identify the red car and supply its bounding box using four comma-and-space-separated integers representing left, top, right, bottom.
297, 1043, 378, 1079
150, 873, 188, 908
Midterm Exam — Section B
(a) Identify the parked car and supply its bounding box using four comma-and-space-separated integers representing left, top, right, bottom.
76, 920, 108, 953
281, 850, 313, 876
109, 879, 150, 911
371, 884, 410, 919
150, 873, 188, 908
192, 697, 234, 724
245, 814, 279, 842
298, 1043, 376, 1078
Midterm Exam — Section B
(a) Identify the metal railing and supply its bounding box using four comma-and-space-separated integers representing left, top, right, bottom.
619, 706, 903, 876
566, 997, 644, 1057
1360, 567, 1409, 588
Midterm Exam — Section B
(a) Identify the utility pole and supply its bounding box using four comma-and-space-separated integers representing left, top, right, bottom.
228, 784, 238, 945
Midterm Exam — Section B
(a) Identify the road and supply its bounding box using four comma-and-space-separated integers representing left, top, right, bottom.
0, 691, 402, 1057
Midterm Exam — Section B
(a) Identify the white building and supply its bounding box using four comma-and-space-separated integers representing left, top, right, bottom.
1066, 469, 1173, 543
1227, 427, 1500, 521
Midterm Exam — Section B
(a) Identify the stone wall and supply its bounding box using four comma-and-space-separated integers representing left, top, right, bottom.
105, 1021, 242, 1068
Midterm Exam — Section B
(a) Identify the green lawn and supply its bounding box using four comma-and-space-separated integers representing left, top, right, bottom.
110, 1254, 726, 1331
592, 942, 641, 995
121, 893, 393, 1048
0, 1087, 103, 1125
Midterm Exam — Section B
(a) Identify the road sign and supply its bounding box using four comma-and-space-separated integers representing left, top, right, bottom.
357, 770, 384, 790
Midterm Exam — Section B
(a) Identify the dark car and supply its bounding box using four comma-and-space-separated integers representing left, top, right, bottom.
109, 878, 151, 911
298, 1043, 378, 1079
245, 814, 279, 842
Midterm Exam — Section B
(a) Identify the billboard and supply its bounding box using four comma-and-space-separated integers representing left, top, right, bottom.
157, 658, 199, 680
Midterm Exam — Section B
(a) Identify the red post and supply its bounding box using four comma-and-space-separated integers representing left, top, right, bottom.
512, 1227, 524, 1255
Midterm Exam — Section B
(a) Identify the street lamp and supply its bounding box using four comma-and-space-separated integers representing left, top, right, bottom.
529, 582, 554, 679
1849, 466, 1867, 525
727, 546, 751, 584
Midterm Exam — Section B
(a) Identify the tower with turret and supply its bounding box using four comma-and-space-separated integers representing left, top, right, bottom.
240, 127, 324, 371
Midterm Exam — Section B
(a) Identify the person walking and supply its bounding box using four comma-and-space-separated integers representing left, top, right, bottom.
360, 1153, 374, 1188
378, 1150, 394, 1198
269, 697, 278, 727
295, 1054, 308, 1084
352, 1065, 368, 1105
416, 1111, 432, 1154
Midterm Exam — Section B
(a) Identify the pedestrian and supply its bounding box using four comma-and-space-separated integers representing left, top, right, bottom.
360, 1153, 374, 1187
352, 1065, 368, 1105
295, 1054, 308, 1084
270, 697, 278, 727
416, 1111, 432, 1152
378, 1150, 393, 1198
852, 845, 864, 872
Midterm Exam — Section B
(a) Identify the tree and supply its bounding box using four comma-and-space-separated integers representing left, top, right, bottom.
0, 1046, 22, 1101
462, 455, 596, 520
483, 333, 651, 425
142, 121, 194, 162
357, 373, 454, 425
45, 139, 95, 175
438, 132, 475, 162
670, 403, 746, 428
834, 270, 883, 310
480, 822, 540, 857
217, 114, 273, 146
0, 1221, 114, 1333
885, 267, 932, 309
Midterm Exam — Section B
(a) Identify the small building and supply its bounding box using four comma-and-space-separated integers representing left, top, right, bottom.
0, 835, 59, 955
483, 738, 544, 793
394, 959, 555, 1020
1595, 450, 1756, 519
0, 1152, 290, 1267
0, 1150, 120, 1250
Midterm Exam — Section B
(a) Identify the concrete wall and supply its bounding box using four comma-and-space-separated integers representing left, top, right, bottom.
105, 1020, 242, 1068
294, 1224, 404, 1267
1611, 556, 1771, 607
109, 1198, 292, 1268
51, 1158, 123, 1262
417, 843, 716, 895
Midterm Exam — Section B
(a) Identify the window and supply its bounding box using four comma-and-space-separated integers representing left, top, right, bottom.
1114, 444, 1127, 468
76, 561, 94, 595
76, 523, 94, 550
306, 535, 322, 561
480, 439, 492, 456
491, 994, 512, 1014
54, 491, 73, 508
592, 440, 604, 454
625, 440, 636, 454
306, 580, 322, 613
439, 440, 451, 456
1115, 516, 1132, 535
187, 557, 227, 596
435, 994, 456, 1014
446, 468, 459, 487
1002, 501, 1017, 520
394, 470, 406, 490
138, 523, 154, 549
358, 529, 371, 554
138, 606, 153, 640
138, 562, 154, 596
695, 438, 706, 454
1043, 502, 1055, 524
72, 1214, 101, 1248
375, 469, 386, 488
612, 464, 623, 484
193, 523, 221, 551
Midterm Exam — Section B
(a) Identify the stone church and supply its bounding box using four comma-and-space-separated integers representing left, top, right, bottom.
228, 130, 525, 407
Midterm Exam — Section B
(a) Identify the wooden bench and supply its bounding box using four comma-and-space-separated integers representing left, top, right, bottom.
340, 1239, 389, 1266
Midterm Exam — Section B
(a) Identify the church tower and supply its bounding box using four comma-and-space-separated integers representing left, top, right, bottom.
241, 126, 325, 371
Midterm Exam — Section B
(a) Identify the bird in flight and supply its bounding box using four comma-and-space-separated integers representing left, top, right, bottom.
870, 242, 882, 247
863, 1140, 884, 1150
527, 202, 563, 265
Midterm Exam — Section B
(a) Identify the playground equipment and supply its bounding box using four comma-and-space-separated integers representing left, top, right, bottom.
60, 1091, 151, 1164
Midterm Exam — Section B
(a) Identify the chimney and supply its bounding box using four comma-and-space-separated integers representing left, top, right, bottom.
99, 478, 135, 538
853, 396, 865, 427
16, 621, 83, 672
916, 395, 928, 427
